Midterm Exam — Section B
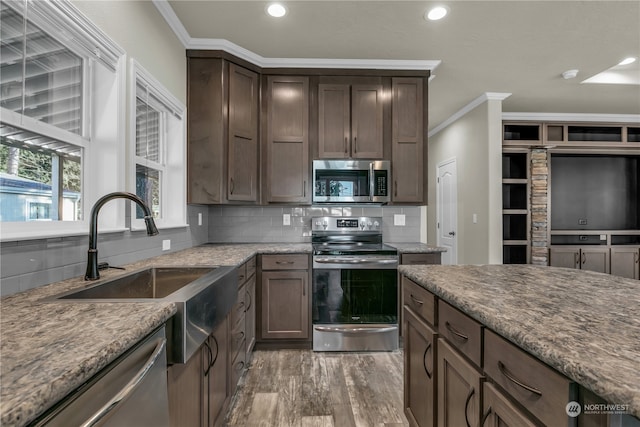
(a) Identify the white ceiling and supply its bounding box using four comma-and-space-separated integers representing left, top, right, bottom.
160, 0, 640, 132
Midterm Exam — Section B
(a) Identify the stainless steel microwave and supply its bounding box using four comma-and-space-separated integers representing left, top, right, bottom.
312, 160, 391, 204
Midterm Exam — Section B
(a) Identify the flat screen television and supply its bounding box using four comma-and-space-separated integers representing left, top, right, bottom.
550, 154, 639, 230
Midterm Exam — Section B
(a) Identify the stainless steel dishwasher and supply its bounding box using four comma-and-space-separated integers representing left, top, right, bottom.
30, 327, 169, 427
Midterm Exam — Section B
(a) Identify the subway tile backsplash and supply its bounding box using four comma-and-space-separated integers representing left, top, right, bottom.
208, 205, 422, 243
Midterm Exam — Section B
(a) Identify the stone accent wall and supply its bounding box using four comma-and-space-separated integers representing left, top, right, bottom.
530, 149, 549, 265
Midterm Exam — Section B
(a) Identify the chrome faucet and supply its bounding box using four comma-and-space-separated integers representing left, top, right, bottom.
85, 192, 159, 280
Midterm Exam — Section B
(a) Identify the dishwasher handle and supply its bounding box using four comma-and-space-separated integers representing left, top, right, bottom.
80, 338, 167, 427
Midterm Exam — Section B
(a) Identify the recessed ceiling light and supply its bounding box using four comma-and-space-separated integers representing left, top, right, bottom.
266, 3, 287, 18
425, 6, 449, 21
618, 57, 637, 66
562, 69, 579, 79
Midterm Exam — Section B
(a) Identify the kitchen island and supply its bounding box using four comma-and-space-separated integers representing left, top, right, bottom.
399, 264, 640, 421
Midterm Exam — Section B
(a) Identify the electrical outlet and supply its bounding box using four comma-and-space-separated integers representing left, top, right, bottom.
578, 219, 587, 225
472, 213, 478, 224
394, 214, 406, 226
283, 214, 291, 226
162, 239, 171, 251
198, 212, 202, 226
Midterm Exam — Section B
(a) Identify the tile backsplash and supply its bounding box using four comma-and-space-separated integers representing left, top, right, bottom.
209, 205, 422, 243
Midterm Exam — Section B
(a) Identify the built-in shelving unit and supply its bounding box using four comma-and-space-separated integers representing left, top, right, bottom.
502, 120, 640, 278
502, 151, 530, 264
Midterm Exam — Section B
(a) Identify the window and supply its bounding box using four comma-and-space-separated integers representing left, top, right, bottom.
130, 60, 186, 229
0, 0, 125, 240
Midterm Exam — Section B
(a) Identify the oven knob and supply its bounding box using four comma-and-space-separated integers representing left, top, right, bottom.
374, 221, 380, 229
322, 221, 328, 229
367, 221, 372, 229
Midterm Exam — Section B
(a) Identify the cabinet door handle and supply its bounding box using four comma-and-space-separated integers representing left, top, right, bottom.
635, 252, 639, 264
354, 136, 357, 153
445, 321, 469, 341
481, 406, 492, 426
235, 361, 245, 372
230, 177, 235, 195
245, 289, 252, 311
394, 181, 398, 197
203, 341, 213, 376
422, 342, 432, 379
582, 253, 586, 264
210, 336, 219, 368
410, 294, 424, 306
303, 180, 306, 198
303, 282, 306, 296
464, 386, 475, 427
344, 137, 348, 155
497, 361, 542, 396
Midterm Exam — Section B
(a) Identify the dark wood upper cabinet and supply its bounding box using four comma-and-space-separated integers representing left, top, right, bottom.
228, 63, 259, 202
392, 77, 426, 203
318, 83, 383, 159
187, 57, 258, 204
264, 76, 310, 203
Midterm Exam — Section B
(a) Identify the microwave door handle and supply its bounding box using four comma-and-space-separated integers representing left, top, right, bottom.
369, 162, 375, 201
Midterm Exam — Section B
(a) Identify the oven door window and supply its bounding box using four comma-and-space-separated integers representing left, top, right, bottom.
312, 269, 397, 324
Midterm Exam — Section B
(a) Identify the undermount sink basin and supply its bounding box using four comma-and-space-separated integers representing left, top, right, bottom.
51, 265, 238, 364
57, 267, 215, 300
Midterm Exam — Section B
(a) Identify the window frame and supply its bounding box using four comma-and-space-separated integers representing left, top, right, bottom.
0, 0, 127, 242
129, 59, 187, 231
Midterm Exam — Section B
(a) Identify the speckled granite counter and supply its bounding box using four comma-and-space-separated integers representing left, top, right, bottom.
398, 264, 640, 419
386, 242, 447, 253
0, 243, 311, 427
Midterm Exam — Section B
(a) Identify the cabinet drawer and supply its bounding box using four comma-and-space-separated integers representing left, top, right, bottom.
262, 254, 309, 270
401, 253, 441, 265
438, 300, 483, 367
230, 343, 246, 389
230, 319, 246, 360
484, 329, 572, 427
230, 288, 246, 330
402, 276, 436, 326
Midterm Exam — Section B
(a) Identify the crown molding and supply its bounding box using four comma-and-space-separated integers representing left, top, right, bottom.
502, 112, 640, 123
153, 0, 440, 72
429, 92, 512, 138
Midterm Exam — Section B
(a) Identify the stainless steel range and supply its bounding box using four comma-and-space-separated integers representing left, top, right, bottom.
311, 216, 399, 351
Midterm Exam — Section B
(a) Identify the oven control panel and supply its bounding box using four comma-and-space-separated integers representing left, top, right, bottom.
312, 216, 382, 232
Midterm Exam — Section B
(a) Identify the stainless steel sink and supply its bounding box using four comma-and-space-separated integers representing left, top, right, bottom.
58, 267, 215, 300
51, 265, 238, 364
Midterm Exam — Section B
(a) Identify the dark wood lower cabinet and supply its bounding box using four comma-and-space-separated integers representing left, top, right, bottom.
260, 270, 309, 340
482, 382, 537, 427
437, 338, 483, 427
167, 344, 204, 427
404, 307, 437, 427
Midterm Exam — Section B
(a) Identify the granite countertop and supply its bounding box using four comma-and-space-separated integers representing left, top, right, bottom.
386, 242, 447, 253
0, 243, 311, 427
399, 264, 640, 419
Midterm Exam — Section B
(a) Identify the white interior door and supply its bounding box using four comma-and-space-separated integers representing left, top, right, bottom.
437, 158, 458, 265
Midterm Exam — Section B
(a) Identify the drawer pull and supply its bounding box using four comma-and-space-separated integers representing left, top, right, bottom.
275, 261, 295, 265
410, 294, 424, 306
497, 361, 542, 397
445, 321, 469, 341
422, 342, 433, 379
464, 386, 475, 427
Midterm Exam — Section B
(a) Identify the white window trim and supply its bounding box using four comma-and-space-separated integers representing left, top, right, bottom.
129, 59, 187, 230
0, 0, 127, 242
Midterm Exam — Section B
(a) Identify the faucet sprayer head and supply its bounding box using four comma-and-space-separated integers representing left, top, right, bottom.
144, 215, 159, 236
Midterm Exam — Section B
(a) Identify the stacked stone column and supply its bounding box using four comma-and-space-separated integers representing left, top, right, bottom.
530, 149, 549, 265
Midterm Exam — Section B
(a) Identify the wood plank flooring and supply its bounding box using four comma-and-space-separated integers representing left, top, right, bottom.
224, 349, 408, 427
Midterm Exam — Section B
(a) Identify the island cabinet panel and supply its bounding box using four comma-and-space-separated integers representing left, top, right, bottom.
404, 306, 437, 427
482, 382, 538, 427
392, 77, 425, 203
264, 76, 310, 203
318, 83, 384, 159
610, 247, 640, 279
437, 338, 484, 427
438, 300, 483, 367
484, 329, 573, 427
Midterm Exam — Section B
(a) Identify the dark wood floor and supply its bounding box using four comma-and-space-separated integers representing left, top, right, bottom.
224, 349, 408, 427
